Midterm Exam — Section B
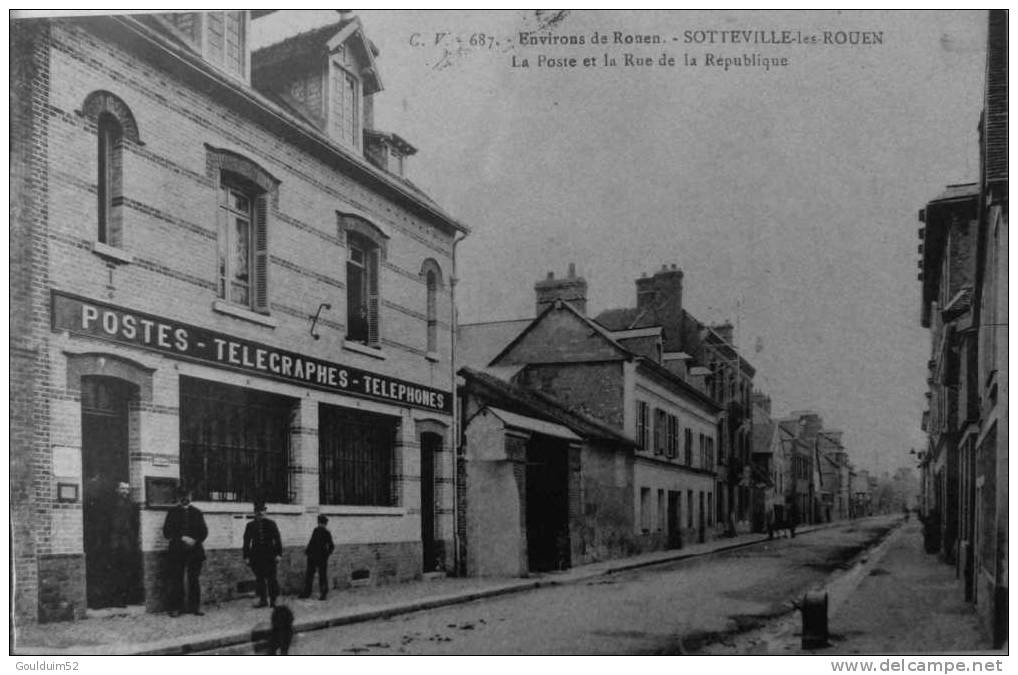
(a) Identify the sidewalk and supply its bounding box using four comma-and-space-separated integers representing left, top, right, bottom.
12, 522, 830, 655
818, 519, 994, 655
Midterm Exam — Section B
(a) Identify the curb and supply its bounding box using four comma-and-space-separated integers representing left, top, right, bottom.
144, 527, 830, 655
18, 520, 850, 656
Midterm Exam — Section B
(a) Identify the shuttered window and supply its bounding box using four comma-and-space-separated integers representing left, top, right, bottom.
217, 175, 268, 312
653, 408, 666, 455
330, 60, 360, 148
319, 404, 397, 506
635, 401, 649, 452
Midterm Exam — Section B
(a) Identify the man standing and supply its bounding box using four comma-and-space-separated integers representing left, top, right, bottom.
243, 501, 283, 608
109, 481, 139, 606
162, 487, 208, 616
299, 515, 335, 600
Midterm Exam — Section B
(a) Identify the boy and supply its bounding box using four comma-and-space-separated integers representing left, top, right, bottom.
299, 515, 334, 600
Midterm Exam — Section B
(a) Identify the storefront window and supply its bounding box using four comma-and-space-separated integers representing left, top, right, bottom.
319, 404, 397, 506
179, 377, 295, 503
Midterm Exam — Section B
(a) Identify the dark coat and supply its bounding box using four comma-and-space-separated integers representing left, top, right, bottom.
305, 526, 335, 561
243, 517, 282, 561
162, 504, 208, 562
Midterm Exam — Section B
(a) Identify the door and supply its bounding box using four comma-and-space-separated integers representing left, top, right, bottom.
81, 377, 140, 608
420, 432, 441, 572
525, 436, 570, 572
667, 491, 682, 549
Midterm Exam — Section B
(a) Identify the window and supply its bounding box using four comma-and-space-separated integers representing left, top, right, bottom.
97, 113, 123, 246
653, 408, 665, 455
346, 231, 380, 346
330, 59, 360, 148
163, 12, 247, 79
707, 491, 713, 525
636, 401, 649, 451
421, 259, 443, 356
319, 404, 397, 506
207, 147, 276, 315
666, 414, 679, 458
684, 428, 693, 465
179, 377, 294, 503
687, 490, 693, 528
426, 271, 438, 352
217, 176, 268, 311
699, 433, 706, 468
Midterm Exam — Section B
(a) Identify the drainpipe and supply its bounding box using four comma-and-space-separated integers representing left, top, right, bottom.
449, 231, 467, 576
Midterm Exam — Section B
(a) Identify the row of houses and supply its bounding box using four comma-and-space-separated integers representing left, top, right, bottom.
913, 10, 1007, 649
10, 10, 866, 625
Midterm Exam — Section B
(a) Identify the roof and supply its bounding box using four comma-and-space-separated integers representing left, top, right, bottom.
364, 129, 418, 156
929, 183, 980, 204
457, 318, 533, 369
485, 407, 581, 442
114, 15, 468, 236
460, 367, 637, 447
594, 307, 655, 332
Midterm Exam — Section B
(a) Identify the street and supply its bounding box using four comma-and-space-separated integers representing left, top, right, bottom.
207, 517, 897, 655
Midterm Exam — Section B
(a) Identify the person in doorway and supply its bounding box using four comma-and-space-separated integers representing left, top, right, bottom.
109, 481, 138, 606
299, 515, 334, 600
243, 501, 283, 608
162, 486, 208, 616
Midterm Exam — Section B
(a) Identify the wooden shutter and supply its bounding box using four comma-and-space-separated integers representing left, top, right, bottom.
366, 246, 379, 345
253, 195, 269, 313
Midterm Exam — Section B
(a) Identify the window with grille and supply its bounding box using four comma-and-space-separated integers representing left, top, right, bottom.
319, 404, 397, 506
179, 377, 294, 504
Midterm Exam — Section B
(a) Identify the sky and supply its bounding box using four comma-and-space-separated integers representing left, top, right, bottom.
254, 10, 989, 476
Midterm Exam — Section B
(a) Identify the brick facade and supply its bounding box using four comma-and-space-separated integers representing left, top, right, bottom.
10, 13, 466, 623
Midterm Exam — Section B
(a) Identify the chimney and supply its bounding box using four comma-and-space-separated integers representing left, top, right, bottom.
535, 263, 588, 315
635, 264, 683, 316
712, 321, 734, 346
751, 391, 771, 415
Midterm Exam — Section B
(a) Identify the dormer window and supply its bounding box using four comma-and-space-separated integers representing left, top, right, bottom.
160, 11, 249, 80
329, 58, 360, 149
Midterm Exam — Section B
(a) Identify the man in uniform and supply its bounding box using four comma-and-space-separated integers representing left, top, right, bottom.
109, 481, 139, 605
162, 486, 208, 616
243, 501, 283, 608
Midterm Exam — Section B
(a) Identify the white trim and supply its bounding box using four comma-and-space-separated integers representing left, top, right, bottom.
663, 351, 692, 361
193, 501, 303, 515
486, 406, 582, 442
318, 505, 406, 517
212, 300, 279, 328
91, 241, 134, 265
343, 339, 387, 359
610, 326, 662, 340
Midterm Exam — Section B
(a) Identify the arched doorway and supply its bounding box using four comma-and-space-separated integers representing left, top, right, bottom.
81, 376, 141, 608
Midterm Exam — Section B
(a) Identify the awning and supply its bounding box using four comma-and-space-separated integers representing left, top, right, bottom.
485, 406, 582, 442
